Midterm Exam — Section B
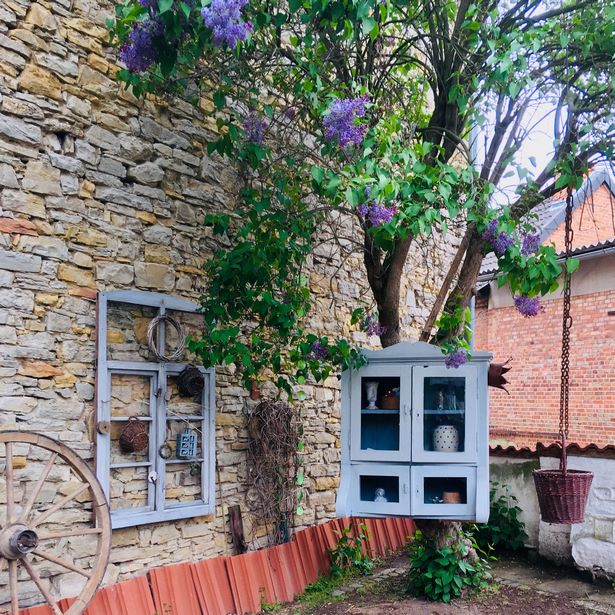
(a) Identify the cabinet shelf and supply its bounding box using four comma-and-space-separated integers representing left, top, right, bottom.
361, 408, 399, 415
424, 409, 465, 415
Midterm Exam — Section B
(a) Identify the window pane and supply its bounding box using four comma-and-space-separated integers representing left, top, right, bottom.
110, 373, 152, 418
166, 373, 204, 418
422, 377, 465, 453
359, 376, 400, 451
109, 466, 150, 511
424, 477, 468, 505
359, 474, 399, 503
165, 461, 203, 505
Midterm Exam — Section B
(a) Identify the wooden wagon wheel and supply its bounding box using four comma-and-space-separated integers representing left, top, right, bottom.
0, 432, 111, 615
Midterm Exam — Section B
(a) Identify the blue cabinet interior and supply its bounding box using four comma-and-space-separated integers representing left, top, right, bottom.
360, 474, 400, 503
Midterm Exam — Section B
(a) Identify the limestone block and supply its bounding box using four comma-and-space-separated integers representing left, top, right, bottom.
95, 186, 144, 208
0, 112, 42, 144
72, 252, 93, 268
18, 65, 63, 101
0, 32, 30, 57
25, 3, 58, 31
140, 117, 191, 150
95, 262, 134, 285
134, 262, 174, 290
0, 249, 42, 273
57, 263, 95, 287
144, 244, 171, 264
22, 161, 62, 196
98, 157, 127, 178
78, 66, 116, 98
120, 136, 154, 162
47, 311, 72, 333
0, 326, 17, 344
572, 536, 615, 576
1, 189, 46, 218
63, 18, 108, 40
143, 224, 172, 245
48, 152, 84, 174
18, 236, 69, 260
1, 98, 43, 123
66, 95, 91, 117
35, 52, 79, 77
75, 139, 100, 165
85, 126, 120, 153
128, 161, 165, 185
0, 396, 37, 413
0, 289, 34, 311
76, 382, 94, 401
66, 227, 107, 247
0, 6, 17, 26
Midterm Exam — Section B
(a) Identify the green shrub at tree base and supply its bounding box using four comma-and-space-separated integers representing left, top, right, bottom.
408, 529, 492, 603
471, 481, 527, 553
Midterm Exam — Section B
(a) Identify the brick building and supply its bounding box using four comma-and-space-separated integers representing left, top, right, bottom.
475, 165, 615, 449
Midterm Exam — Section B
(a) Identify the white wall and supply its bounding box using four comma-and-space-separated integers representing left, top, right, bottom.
490, 454, 615, 579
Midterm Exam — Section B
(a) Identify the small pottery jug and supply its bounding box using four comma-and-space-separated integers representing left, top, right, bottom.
432, 424, 459, 452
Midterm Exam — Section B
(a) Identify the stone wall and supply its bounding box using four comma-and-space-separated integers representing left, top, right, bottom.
0, 0, 459, 601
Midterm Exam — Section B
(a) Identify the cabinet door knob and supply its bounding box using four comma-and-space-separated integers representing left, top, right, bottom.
403, 483, 408, 494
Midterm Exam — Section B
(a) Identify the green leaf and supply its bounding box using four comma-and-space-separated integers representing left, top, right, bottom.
566, 258, 580, 274
158, 0, 173, 14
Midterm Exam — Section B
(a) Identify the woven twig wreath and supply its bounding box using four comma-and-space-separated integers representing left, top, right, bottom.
147, 314, 186, 361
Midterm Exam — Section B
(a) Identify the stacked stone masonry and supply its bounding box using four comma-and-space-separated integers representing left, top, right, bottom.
0, 0, 460, 601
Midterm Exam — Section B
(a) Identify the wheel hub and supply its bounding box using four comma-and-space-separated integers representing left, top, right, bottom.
0, 524, 39, 560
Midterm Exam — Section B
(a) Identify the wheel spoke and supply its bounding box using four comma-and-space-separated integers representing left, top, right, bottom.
31, 483, 90, 528
38, 527, 103, 541
22, 558, 63, 615
8, 559, 19, 615
5, 442, 14, 525
18, 452, 58, 525
33, 548, 91, 578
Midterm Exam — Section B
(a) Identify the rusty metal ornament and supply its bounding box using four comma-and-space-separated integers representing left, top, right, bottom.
488, 358, 512, 393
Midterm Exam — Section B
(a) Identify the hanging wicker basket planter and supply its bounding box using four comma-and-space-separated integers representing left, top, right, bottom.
533, 467, 593, 524
532, 185, 593, 525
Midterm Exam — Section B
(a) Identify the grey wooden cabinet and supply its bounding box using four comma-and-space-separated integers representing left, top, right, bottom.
336, 342, 491, 522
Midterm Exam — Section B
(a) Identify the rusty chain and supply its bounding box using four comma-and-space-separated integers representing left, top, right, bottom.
559, 185, 574, 472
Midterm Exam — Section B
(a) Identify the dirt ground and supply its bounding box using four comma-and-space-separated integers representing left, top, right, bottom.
280, 552, 615, 615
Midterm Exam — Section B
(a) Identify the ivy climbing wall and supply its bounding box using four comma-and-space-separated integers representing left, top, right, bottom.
0, 0, 460, 600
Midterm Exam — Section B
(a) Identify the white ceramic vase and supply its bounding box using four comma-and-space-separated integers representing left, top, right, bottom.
432, 424, 459, 452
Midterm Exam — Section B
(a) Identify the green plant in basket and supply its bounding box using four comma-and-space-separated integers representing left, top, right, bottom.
408, 529, 492, 603
472, 481, 527, 552
329, 522, 373, 579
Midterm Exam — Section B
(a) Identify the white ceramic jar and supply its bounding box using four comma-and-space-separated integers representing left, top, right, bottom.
432, 424, 459, 452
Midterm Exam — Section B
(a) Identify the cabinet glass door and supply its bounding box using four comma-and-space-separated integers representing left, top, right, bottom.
411, 465, 477, 519
350, 365, 411, 462
351, 464, 410, 516
411, 365, 477, 462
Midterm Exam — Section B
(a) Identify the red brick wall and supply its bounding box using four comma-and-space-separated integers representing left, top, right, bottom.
549, 184, 615, 252
475, 289, 615, 449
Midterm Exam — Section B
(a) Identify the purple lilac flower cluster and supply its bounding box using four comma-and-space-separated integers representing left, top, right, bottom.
322, 96, 369, 148
521, 231, 541, 256
358, 201, 397, 227
119, 18, 162, 73
361, 314, 387, 337
445, 349, 468, 369
482, 219, 514, 255
513, 294, 544, 317
201, 0, 253, 48
138, 0, 158, 8
309, 341, 329, 360
242, 112, 267, 144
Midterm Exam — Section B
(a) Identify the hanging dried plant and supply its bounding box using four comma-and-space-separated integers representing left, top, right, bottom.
245, 400, 300, 546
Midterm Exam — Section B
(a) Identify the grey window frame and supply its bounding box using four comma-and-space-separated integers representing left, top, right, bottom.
96, 290, 216, 529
